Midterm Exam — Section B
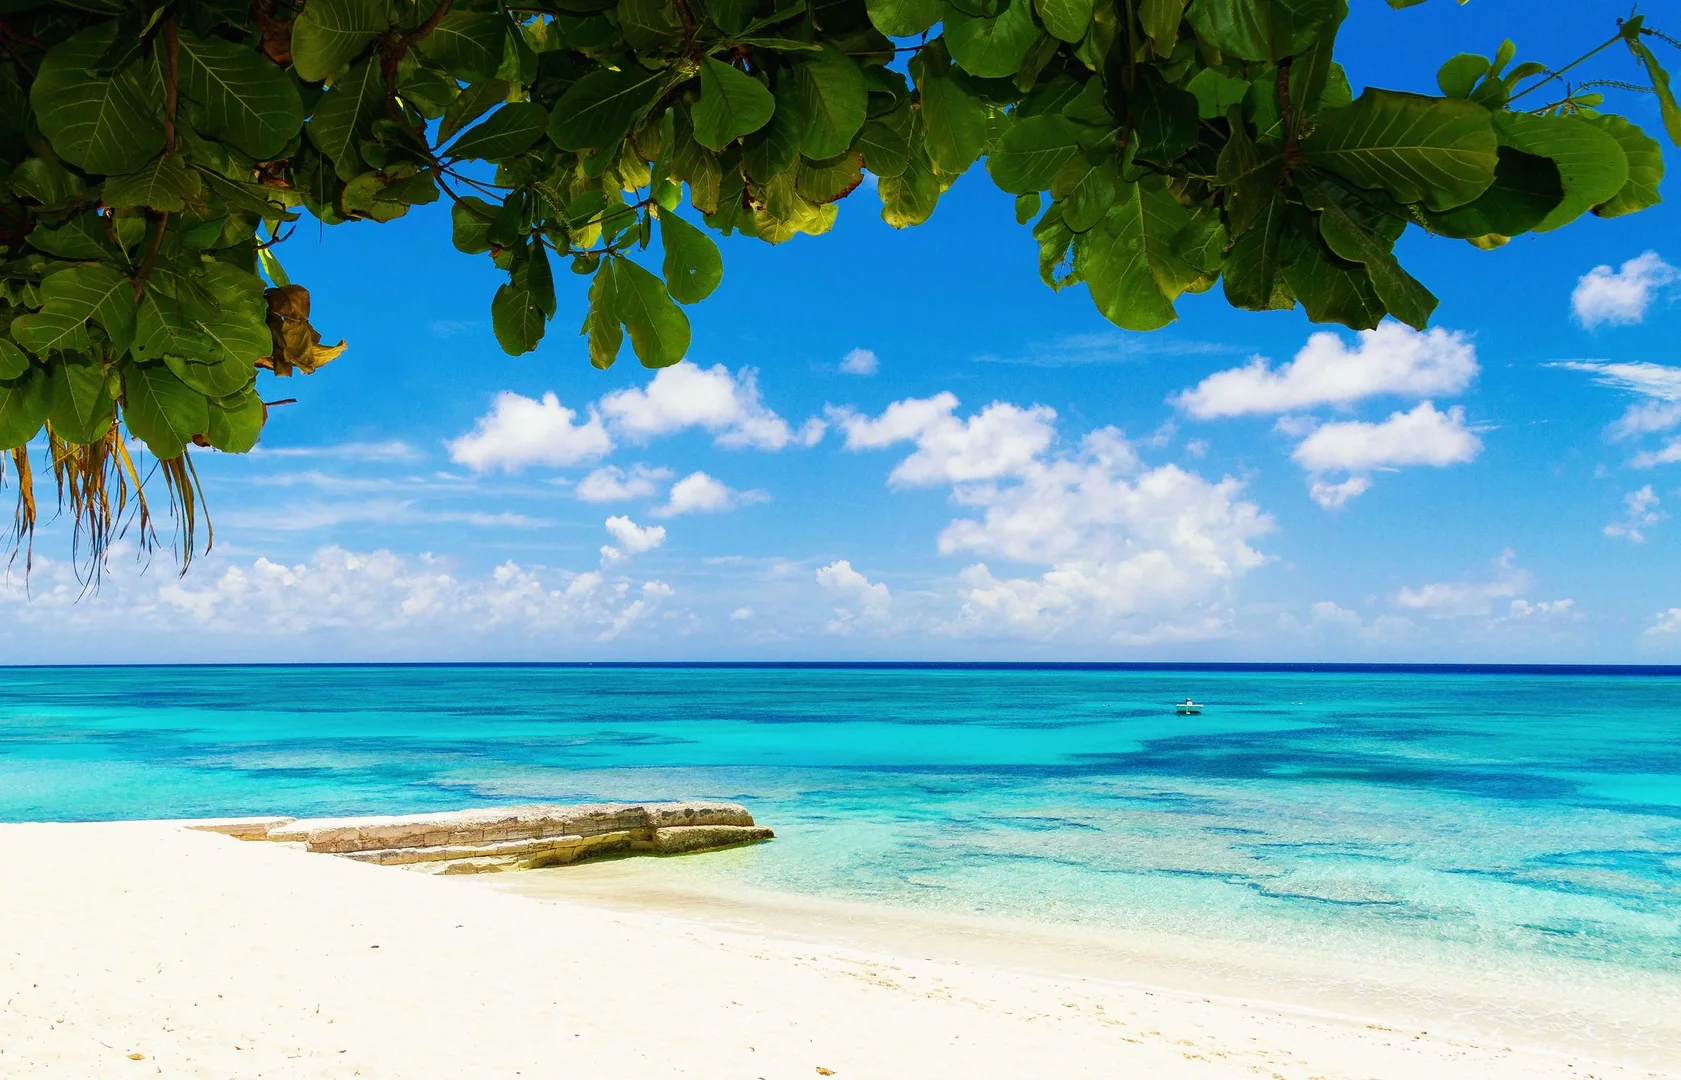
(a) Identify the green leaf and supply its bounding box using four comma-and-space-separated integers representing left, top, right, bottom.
1186, 68, 1250, 119
121, 363, 208, 460
1139, 0, 1188, 56
0, 340, 28, 380
177, 29, 305, 160
744, 80, 804, 182
1301, 179, 1436, 329
1421, 146, 1562, 239
290, 0, 389, 82
492, 278, 548, 355
1128, 66, 1198, 165
103, 152, 204, 212
1589, 115, 1663, 219
796, 151, 866, 203
659, 210, 724, 304
1036, 0, 1094, 44
987, 113, 1083, 193
880, 145, 943, 227
1222, 191, 1294, 311
610, 258, 690, 367
306, 59, 384, 180
945, 1, 1040, 79
48, 354, 115, 444
1631, 39, 1681, 149
133, 265, 270, 367
548, 66, 669, 151
581, 261, 623, 369
445, 102, 549, 160
618, 0, 686, 50
1281, 231, 1383, 330
0, 368, 50, 451
917, 59, 990, 175
30, 21, 164, 174
857, 100, 914, 177
1077, 176, 1200, 331
205, 388, 265, 453
417, 11, 507, 84
1052, 153, 1120, 232
1183, 0, 1339, 63
1015, 191, 1042, 223
1301, 89, 1498, 211
10, 264, 136, 356
1436, 53, 1488, 98
693, 58, 776, 151
165, 352, 254, 398
1034, 208, 1077, 288
1493, 112, 1627, 232
452, 196, 498, 253
866, 0, 943, 36
795, 47, 868, 160
439, 78, 511, 145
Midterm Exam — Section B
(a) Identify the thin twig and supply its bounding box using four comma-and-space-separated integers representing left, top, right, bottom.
163, 18, 179, 150
1508, 31, 1622, 103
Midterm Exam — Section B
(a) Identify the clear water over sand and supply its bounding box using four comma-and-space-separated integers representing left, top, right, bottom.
3, 664, 1678, 991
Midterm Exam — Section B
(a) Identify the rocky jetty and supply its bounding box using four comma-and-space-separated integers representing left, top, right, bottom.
190, 802, 772, 875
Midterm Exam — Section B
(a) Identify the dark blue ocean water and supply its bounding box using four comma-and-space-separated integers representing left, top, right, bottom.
2, 664, 1678, 977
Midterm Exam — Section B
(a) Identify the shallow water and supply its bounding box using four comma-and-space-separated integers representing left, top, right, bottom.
2, 664, 1678, 984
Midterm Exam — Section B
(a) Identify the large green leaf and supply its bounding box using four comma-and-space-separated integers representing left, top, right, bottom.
121, 362, 208, 460
103, 152, 204, 212
0, 340, 28, 380
164, 351, 254, 398
1183, 0, 1340, 63
987, 114, 1083, 193
1282, 232, 1383, 329
290, 0, 389, 82
1128, 66, 1198, 165
659, 210, 724, 304
1036, 0, 1094, 44
305, 59, 384, 180
917, 58, 990, 175
204, 388, 265, 453
1053, 153, 1120, 232
417, 11, 507, 84
610, 258, 690, 367
439, 78, 511, 145
857, 100, 914, 177
10, 264, 136, 356
1077, 176, 1201, 331
1302, 179, 1435, 329
451, 196, 497, 253
795, 47, 868, 160
548, 66, 669, 151
582, 261, 623, 370
1590, 115, 1663, 220
133, 265, 270, 367
445, 102, 549, 160
0, 368, 50, 451
693, 58, 776, 151
1222, 191, 1294, 310
1420, 146, 1562, 239
1630, 39, 1681, 149
177, 30, 305, 160
945, 1, 1040, 79
744, 80, 804, 182
866, 0, 943, 36
795, 152, 866, 203
491, 280, 547, 355
30, 21, 164, 174
1493, 112, 1628, 232
1140, 0, 1188, 55
47, 355, 116, 445
1301, 89, 1498, 211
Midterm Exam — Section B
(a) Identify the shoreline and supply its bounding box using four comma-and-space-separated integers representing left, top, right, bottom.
1, 819, 1674, 1078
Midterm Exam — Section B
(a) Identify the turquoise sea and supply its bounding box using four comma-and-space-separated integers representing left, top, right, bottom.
3, 664, 1679, 984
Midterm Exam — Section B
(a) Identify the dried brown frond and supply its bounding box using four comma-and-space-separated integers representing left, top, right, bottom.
5, 446, 36, 574
45, 421, 137, 588
156, 450, 212, 574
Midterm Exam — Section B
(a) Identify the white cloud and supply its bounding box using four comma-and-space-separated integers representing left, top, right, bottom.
832, 393, 1059, 485
253, 440, 421, 462
224, 499, 546, 532
447, 392, 612, 473
1648, 608, 1681, 636
574, 464, 674, 502
1571, 251, 1677, 328
1604, 485, 1663, 543
1172, 325, 1477, 418
604, 516, 665, 554
1552, 361, 1681, 444
1631, 439, 1681, 469
1395, 550, 1570, 620
815, 559, 891, 634
1292, 402, 1482, 473
839, 347, 878, 375
652, 471, 769, 517
597, 363, 822, 450
1307, 475, 1371, 510
730, 607, 754, 621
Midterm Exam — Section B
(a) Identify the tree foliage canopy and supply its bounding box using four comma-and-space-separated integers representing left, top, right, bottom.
0, 0, 1676, 570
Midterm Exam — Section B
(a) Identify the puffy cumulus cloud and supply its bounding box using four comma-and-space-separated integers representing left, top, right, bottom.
574, 463, 673, 502
597, 362, 823, 450
447, 392, 612, 473
832, 393, 1058, 485
1571, 251, 1677, 328
839, 347, 878, 375
599, 515, 666, 565
815, 559, 891, 634
1394, 550, 1573, 622
1604, 485, 1663, 543
1648, 608, 1681, 636
1307, 475, 1371, 510
1172, 325, 1477, 418
1292, 403, 1480, 471
0, 546, 673, 651
653, 471, 769, 517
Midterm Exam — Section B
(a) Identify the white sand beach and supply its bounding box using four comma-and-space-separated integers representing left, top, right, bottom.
1, 821, 1675, 1079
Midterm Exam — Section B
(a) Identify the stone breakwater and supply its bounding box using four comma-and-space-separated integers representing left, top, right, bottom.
189, 802, 773, 875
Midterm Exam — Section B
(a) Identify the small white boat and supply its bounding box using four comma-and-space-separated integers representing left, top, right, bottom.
1175, 698, 1204, 715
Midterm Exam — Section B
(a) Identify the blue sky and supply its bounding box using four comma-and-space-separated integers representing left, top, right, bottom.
6, 1, 1681, 663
